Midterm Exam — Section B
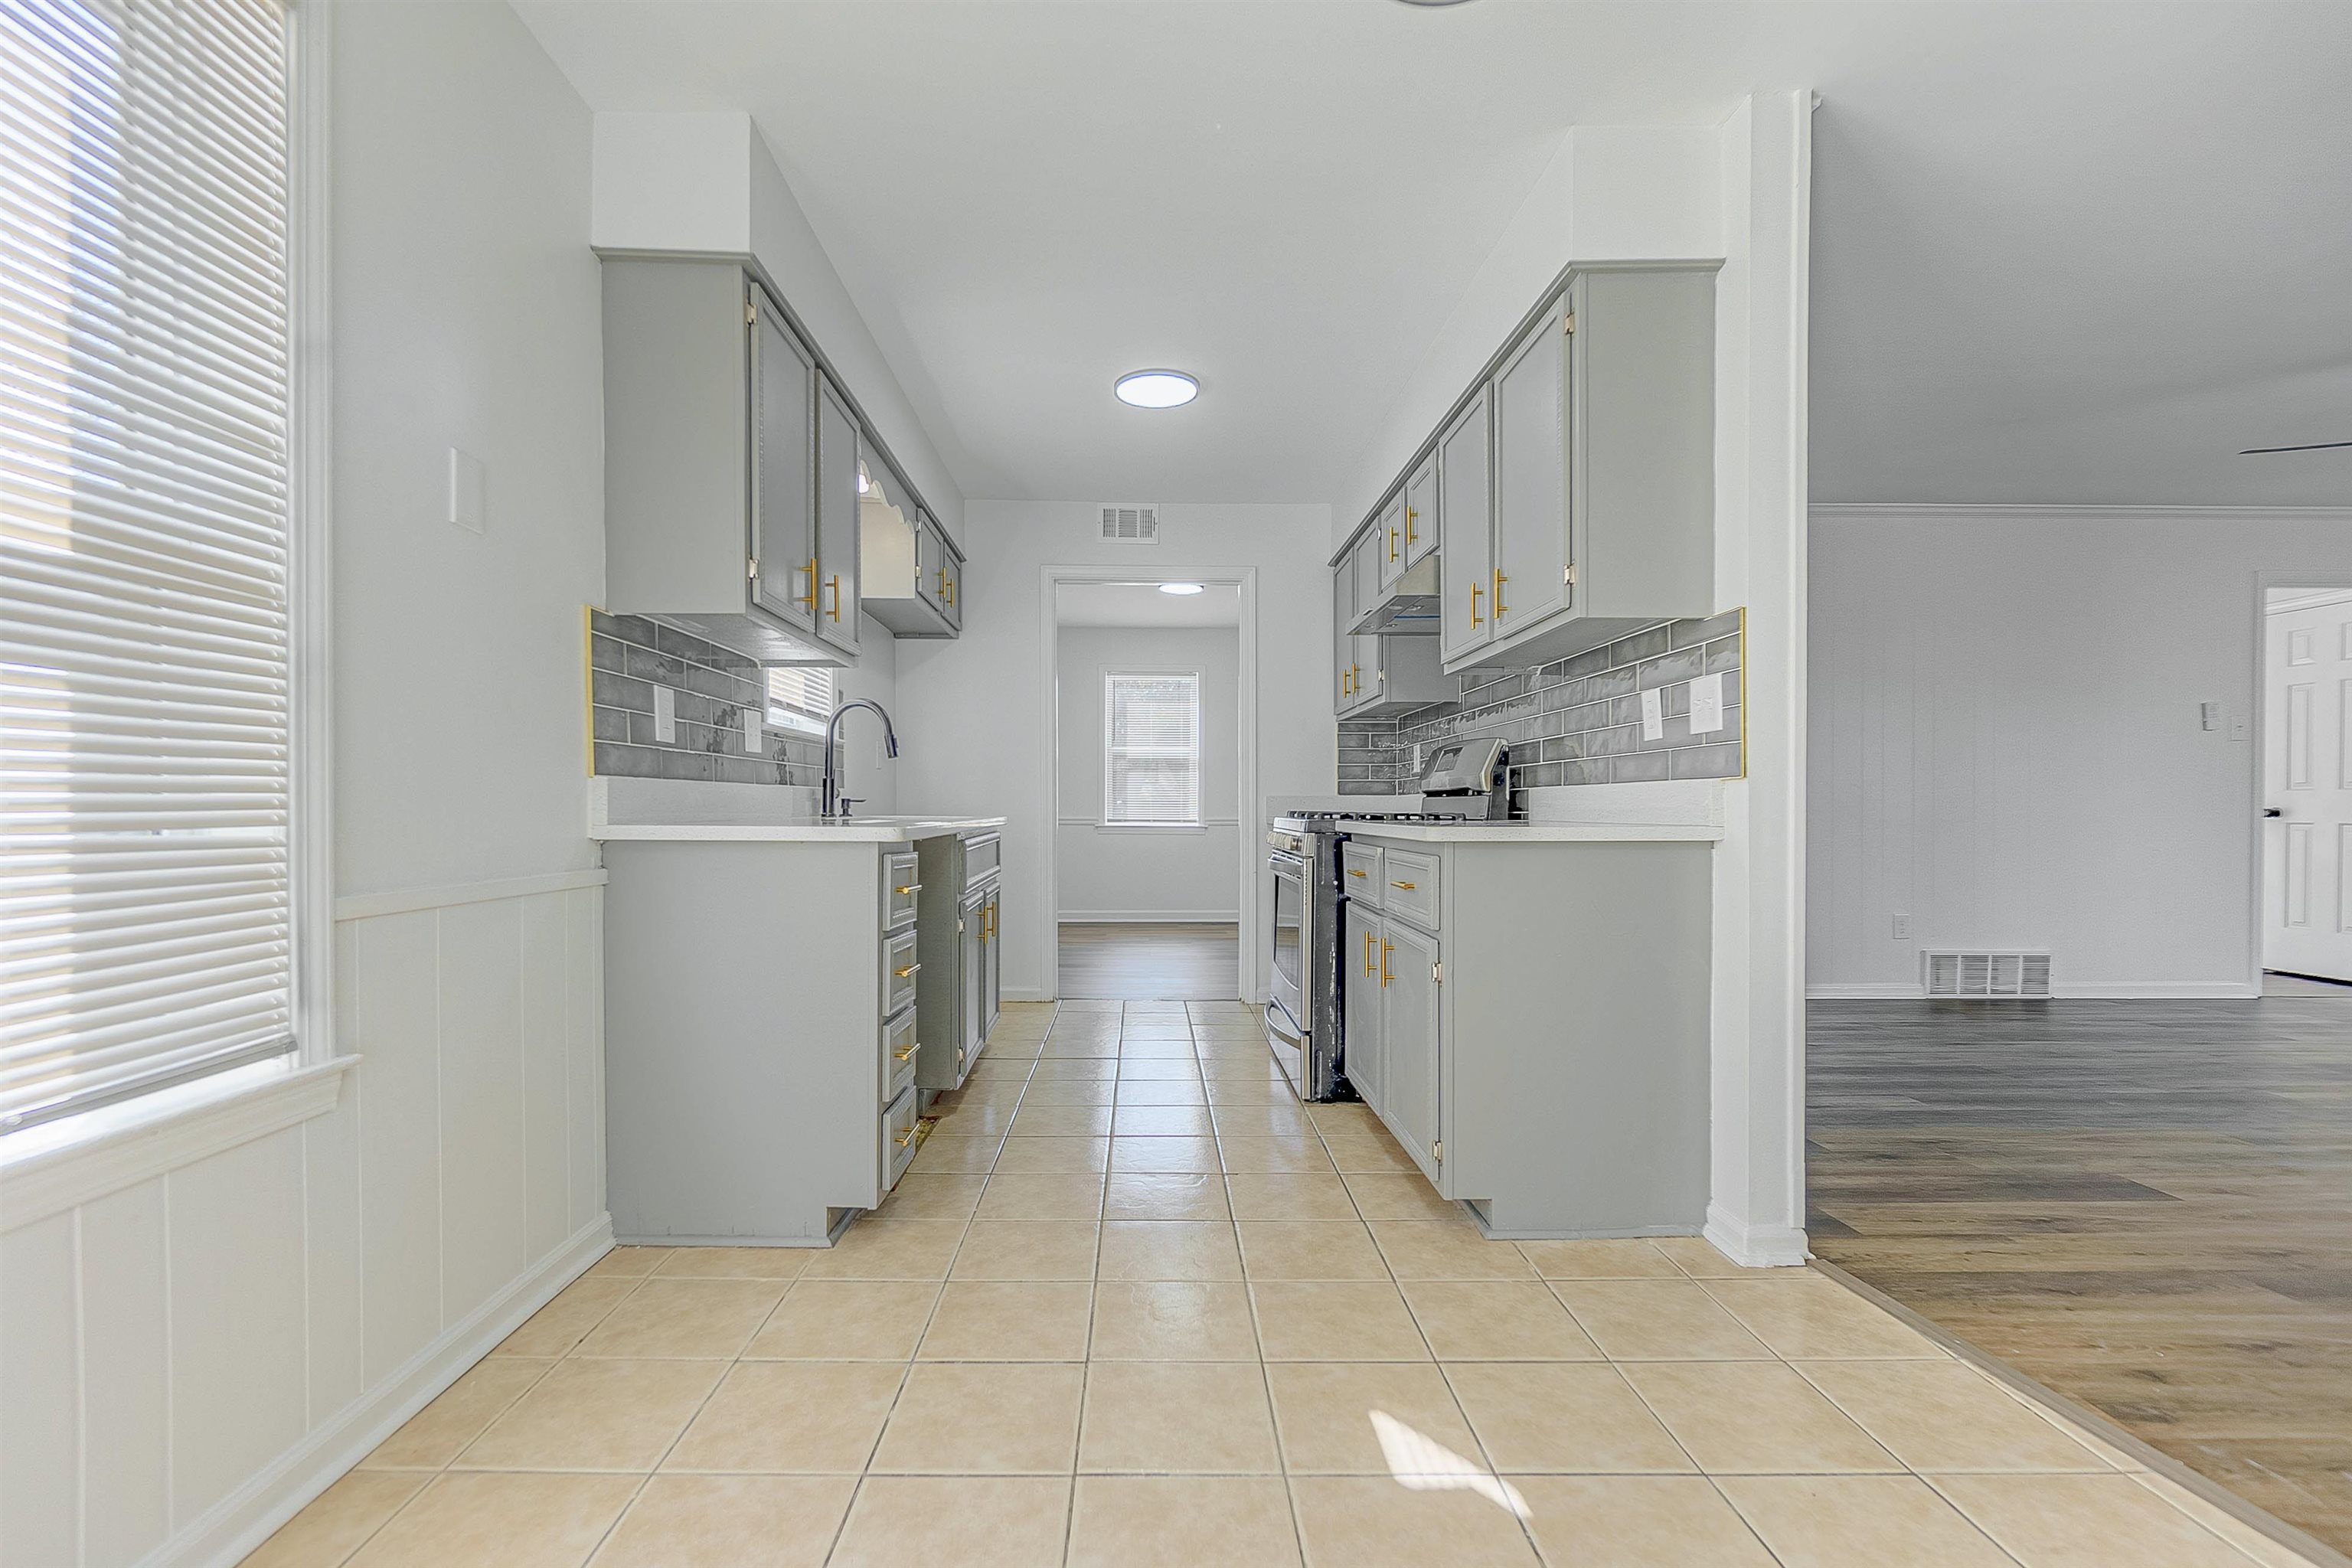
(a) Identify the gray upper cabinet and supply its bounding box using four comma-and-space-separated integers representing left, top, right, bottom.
1374, 492, 1407, 593
1436, 390, 1492, 666
859, 459, 964, 640
1491, 296, 1571, 638
603, 256, 854, 666
814, 377, 862, 655
1403, 454, 1439, 570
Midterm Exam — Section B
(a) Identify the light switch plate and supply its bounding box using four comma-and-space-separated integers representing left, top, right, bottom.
2200, 700, 2221, 733
1892, 913, 1912, 939
447, 448, 485, 534
1689, 672, 1726, 736
652, 684, 675, 743
1640, 687, 1664, 741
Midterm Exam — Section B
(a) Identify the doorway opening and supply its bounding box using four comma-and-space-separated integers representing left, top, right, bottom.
1044, 570, 1256, 1000
2259, 579, 2352, 991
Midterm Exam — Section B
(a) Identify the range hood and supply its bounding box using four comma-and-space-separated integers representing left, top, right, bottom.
1347, 553, 1442, 635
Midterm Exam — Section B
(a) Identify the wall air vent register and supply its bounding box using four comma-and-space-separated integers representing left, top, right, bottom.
1922, 951, 2053, 998
1100, 505, 1159, 544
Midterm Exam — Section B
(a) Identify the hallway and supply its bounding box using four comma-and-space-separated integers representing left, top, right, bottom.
1057, 923, 1240, 1001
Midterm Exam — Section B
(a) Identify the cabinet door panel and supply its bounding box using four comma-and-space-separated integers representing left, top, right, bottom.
960, 892, 985, 1079
815, 377, 862, 654
1491, 299, 1569, 635
982, 887, 1002, 1041
914, 511, 944, 610
1404, 457, 1439, 570
1380, 920, 1441, 1183
752, 293, 816, 631
1437, 390, 1494, 665
1375, 494, 1406, 592
1333, 559, 1357, 714
1343, 904, 1385, 1114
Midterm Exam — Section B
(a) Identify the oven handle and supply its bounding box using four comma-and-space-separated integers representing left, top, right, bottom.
1269, 848, 1307, 877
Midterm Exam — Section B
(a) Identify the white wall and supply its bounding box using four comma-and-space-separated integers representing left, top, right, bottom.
1056, 626, 1243, 922
895, 504, 1334, 1001
0, 9, 616, 1566
1808, 506, 2352, 998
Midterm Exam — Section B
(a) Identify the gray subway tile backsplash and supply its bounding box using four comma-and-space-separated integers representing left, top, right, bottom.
589, 610, 825, 789
1336, 612, 1743, 795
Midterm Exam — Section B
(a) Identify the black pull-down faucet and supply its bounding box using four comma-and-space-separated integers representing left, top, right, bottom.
822, 699, 900, 819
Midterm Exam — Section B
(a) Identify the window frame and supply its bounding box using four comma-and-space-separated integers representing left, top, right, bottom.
1099, 668, 1205, 831
765, 663, 837, 737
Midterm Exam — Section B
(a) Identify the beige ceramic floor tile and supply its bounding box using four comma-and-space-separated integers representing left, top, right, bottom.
652, 1246, 812, 1281
586, 1246, 671, 1279
1110, 1135, 1223, 1174
875, 1173, 987, 1220
1098, 1220, 1245, 1280
1204, 1077, 1294, 1105
1112, 1078, 1209, 1106
1401, 1283, 1601, 1361
1218, 1136, 1337, 1174
951, 1219, 1101, 1280
1118, 1057, 1204, 1081
1719, 1475, 2015, 1567
1550, 1279, 1771, 1360
1305, 1102, 1383, 1134
2118, 1473, 2321, 1568
1934, 1473, 2264, 1567
974, 1172, 1106, 1220
1239, 1220, 1392, 1281
799, 1219, 965, 1281
345, 1472, 639, 1568
1371, 1220, 1537, 1281
905, 1135, 1001, 1174
1018, 1078, 1121, 1106
1227, 1171, 1359, 1221
1289, 1476, 1540, 1566
1514, 1475, 1778, 1567
744, 1279, 939, 1361
1091, 1280, 1262, 1360
1103, 1171, 1230, 1220
990, 1135, 1112, 1174
870, 1361, 1086, 1475
1117, 1035, 1198, 1057
1006, 1102, 1115, 1137
1039, 1037, 1120, 1060
919, 1281, 1095, 1361
1512, 1239, 1681, 1280
1796, 1359, 2112, 1472
1110, 1103, 1216, 1136
1031, 1059, 1119, 1082
1647, 1236, 1745, 1278
1079, 1361, 1282, 1473
241, 1469, 429, 1568
363, 1357, 552, 1468
1266, 1361, 1486, 1475
828, 1475, 1073, 1568
1320, 1134, 1420, 1174
1617, 1361, 1900, 1475
1068, 1475, 1302, 1568
492, 1276, 639, 1358
1252, 1281, 1432, 1361
1210, 1102, 1315, 1138
1340, 1172, 1462, 1222
1702, 1272, 1943, 1359
455, 1358, 724, 1472
663, 1361, 903, 1474
1444, 1362, 1694, 1475
573, 1279, 787, 1359
590, 1474, 856, 1567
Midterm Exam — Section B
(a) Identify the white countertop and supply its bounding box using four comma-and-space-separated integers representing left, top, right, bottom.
593, 814, 1006, 844
588, 777, 1003, 844
1337, 818, 1722, 843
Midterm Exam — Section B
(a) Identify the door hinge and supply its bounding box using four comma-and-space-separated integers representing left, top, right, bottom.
1432, 961, 1443, 985
747, 557, 760, 580
1433, 1139, 1444, 1162
746, 299, 757, 325
1562, 310, 1575, 335
1564, 564, 1577, 586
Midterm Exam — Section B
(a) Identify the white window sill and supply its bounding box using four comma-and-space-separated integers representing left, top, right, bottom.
1096, 822, 1208, 834
767, 709, 828, 737
0, 1054, 358, 1230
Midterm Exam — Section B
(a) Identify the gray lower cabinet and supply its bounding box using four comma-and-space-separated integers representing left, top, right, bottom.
601, 838, 927, 1245
918, 830, 1002, 1089
1342, 831, 1713, 1238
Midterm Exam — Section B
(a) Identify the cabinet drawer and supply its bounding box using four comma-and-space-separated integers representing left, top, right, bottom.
1340, 842, 1383, 905
882, 851, 921, 931
1381, 849, 1441, 931
964, 832, 1001, 884
883, 1003, 919, 1103
883, 926, 921, 1016
881, 1084, 920, 1191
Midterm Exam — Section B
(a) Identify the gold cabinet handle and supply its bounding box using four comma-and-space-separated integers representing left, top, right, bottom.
827, 574, 843, 622
1405, 505, 1418, 545
1494, 569, 1508, 618
797, 556, 817, 612
1363, 929, 1377, 975
894, 1042, 918, 1061
894, 1125, 919, 1148
1380, 939, 1393, 987
1468, 580, 1483, 629
1390, 880, 1416, 890
895, 883, 922, 896
1347, 868, 1368, 879
895, 963, 920, 978
1341, 668, 1353, 698
1387, 525, 1399, 562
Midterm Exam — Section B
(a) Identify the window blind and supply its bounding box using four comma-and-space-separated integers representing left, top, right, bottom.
766, 664, 835, 724
0, 0, 295, 1134
1102, 672, 1201, 825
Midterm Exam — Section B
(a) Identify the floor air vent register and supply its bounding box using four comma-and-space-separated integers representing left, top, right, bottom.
1922, 950, 2053, 998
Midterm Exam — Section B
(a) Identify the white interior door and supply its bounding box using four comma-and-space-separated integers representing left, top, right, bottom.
2262, 591, 2352, 981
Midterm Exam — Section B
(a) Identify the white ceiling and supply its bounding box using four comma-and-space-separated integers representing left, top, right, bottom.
516, 1, 2352, 511
1056, 581, 1243, 629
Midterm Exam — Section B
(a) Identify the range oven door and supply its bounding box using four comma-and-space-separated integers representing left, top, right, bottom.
1269, 846, 1308, 1031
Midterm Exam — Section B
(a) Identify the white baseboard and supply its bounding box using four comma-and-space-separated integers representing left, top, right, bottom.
1057, 911, 1240, 924
1808, 981, 2261, 1001
1704, 1204, 1809, 1268
1805, 983, 1921, 1000
1003, 987, 1055, 1003
169, 1214, 614, 1568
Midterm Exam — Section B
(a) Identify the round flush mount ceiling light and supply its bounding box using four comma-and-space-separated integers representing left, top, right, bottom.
1115, 370, 1199, 409
1159, 582, 1206, 596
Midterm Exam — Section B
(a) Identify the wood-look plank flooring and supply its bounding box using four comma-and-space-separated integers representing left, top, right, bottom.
1057, 922, 1239, 1000
1808, 992, 2352, 1555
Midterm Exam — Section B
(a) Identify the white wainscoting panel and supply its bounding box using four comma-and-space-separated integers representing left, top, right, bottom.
0, 878, 609, 1568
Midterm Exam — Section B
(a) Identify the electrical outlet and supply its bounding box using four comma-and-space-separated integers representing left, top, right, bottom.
740, 707, 762, 753
1891, 913, 1912, 940
652, 684, 675, 743
1413, 742, 1424, 771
